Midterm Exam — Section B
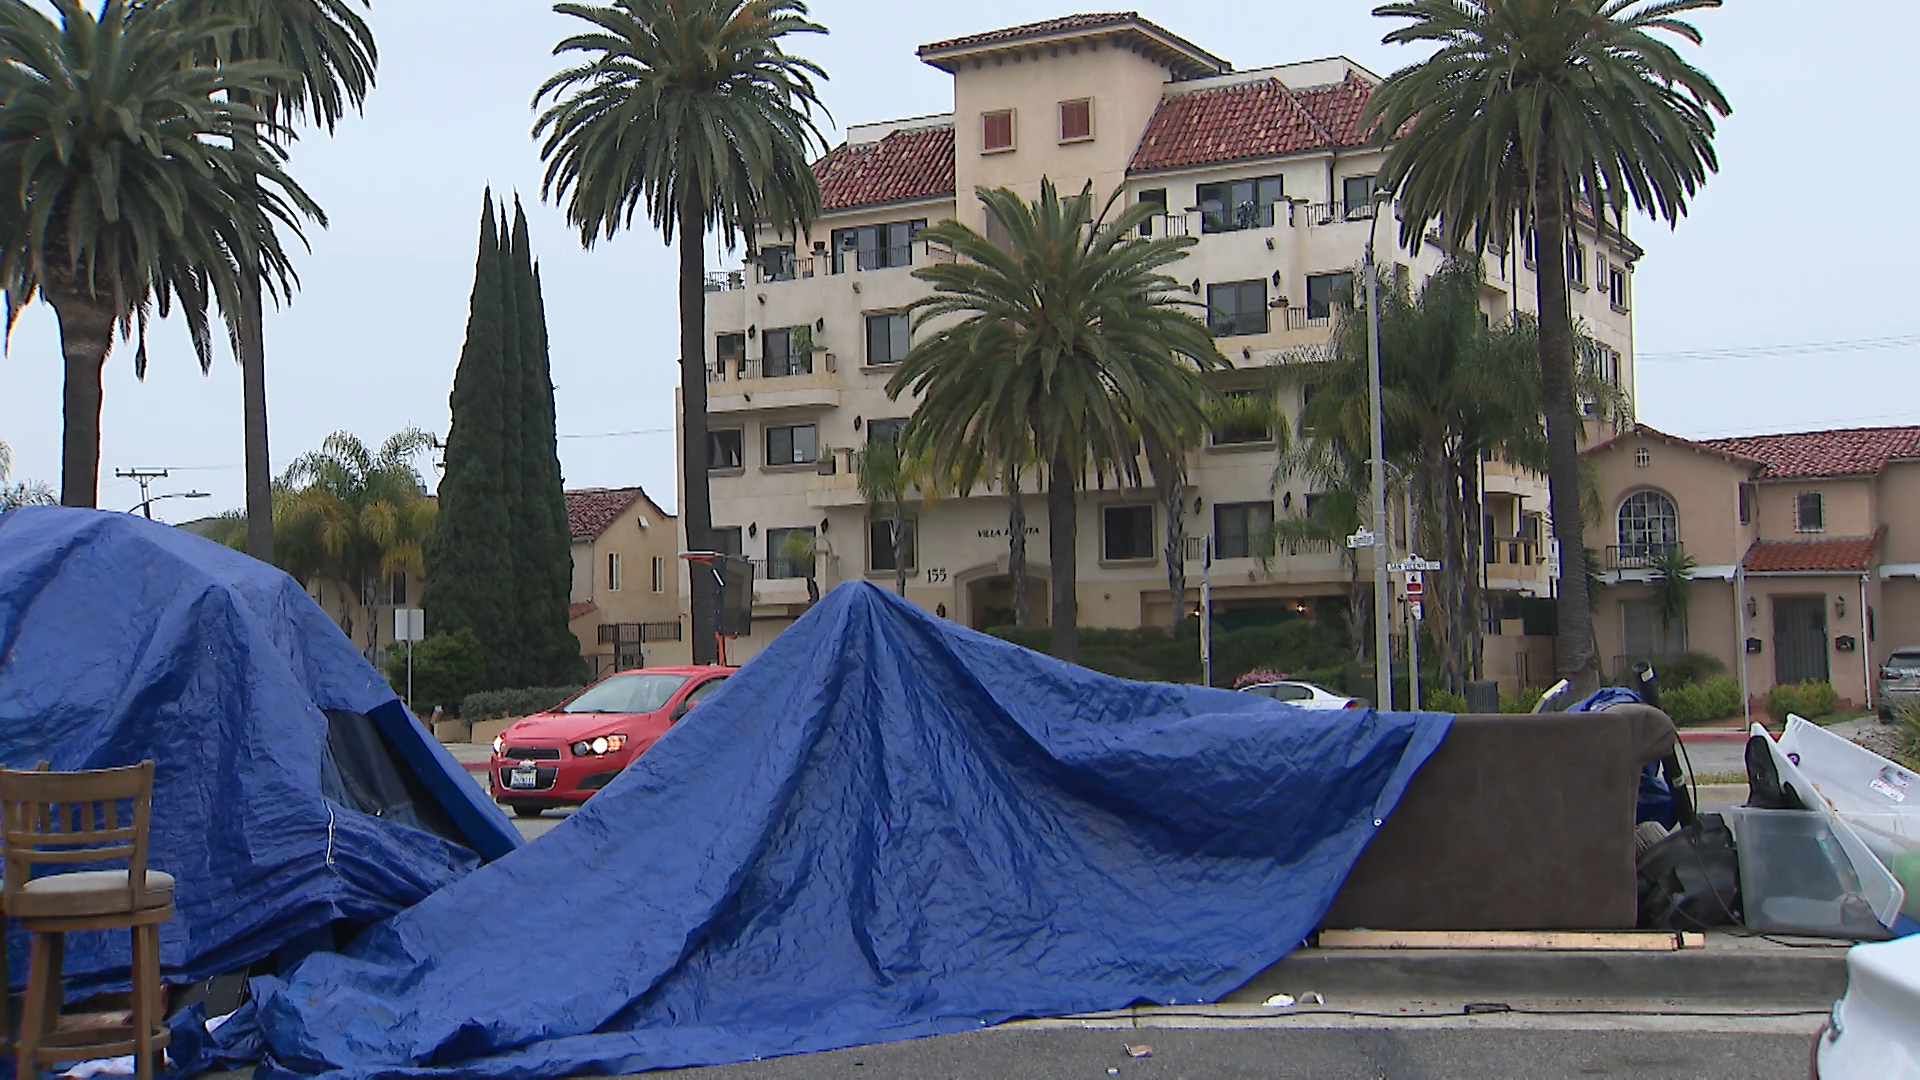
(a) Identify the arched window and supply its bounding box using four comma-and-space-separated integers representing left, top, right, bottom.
1617, 490, 1679, 567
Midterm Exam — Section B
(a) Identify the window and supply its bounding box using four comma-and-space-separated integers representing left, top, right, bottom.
765, 423, 817, 466
982, 109, 1014, 152
1796, 492, 1825, 533
766, 526, 815, 579
868, 517, 918, 572
1568, 240, 1587, 287
1197, 175, 1284, 233
1214, 502, 1274, 560
758, 245, 796, 282
651, 556, 666, 594
761, 327, 810, 377
1622, 598, 1686, 657
865, 312, 911, 365
1524, 228, 1537, 266
716, 332, 746, 374
390, 572, 408, 606
607, 552, 622, 592
1059, 98, 1092, 142
1211, 391, 1272, 445
1608, 264, 1629, 309
831, 220, 923, 273
1103, 505, 1154, 561
1739, 484, 1754, 525
684, 676, 728, 707
865, 417, 907, 445
712, 526, 743, 556
983, 204, 1014, 251
1342, 175, 1378, 217
1138, 188, 1166, 236
1305, 272, 1353, 320
1634, 446, 1650, 468
708, 429, 743, 471
1207, 280, 1269, 337
1616, 489, 1679, 565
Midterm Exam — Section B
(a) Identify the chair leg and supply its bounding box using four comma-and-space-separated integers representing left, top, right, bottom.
17, 932, 48, 1080
131, 925, 154, 1080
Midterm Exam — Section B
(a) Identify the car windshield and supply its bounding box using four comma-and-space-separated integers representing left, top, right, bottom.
1889, 652, 1920, 671
1245, 683, 1313, 702
561, 673, 690, 714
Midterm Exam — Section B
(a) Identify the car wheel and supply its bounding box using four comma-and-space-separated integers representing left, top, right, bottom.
513, 805, 545, 819
1880, 706, 1897, 724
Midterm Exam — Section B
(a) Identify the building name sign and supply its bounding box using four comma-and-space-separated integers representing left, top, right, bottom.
977, 526, 1042, 539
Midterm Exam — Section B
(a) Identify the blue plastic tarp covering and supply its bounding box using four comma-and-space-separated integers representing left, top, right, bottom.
0, 507, 519, 996
244, 582, 1450, 1078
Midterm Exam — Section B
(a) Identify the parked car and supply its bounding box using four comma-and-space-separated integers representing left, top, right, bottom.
490, 666, 732, 817
1811, 934, 1920, 1079
1877, 647, 1920, 722
1237, 681, 1367, 711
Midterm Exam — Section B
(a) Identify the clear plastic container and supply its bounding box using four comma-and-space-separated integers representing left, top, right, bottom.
1776, 717, 1920, 869
1723, 805, 1903, 938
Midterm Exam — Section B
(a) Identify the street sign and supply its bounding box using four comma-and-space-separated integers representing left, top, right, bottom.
1346, 528, 1376, 549
1388, 556, 1442, 573
1404, 571, 1424, 598
1546, 538, 1563, 581
394, 608, 424, 643
1409, 599, 1424, 621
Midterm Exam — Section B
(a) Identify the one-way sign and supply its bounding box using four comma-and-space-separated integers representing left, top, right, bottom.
1388, 556, 1442, 572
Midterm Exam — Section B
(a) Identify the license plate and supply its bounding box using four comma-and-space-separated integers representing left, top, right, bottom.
509, 766, 539, 789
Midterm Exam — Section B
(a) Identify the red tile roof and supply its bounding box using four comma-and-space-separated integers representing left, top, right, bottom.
568, 600, 597, 621
1742, 530, 1885, 574
918, 12, 1139, 54
1290, 72, 1376, 147
814, 124, 956, 212
1128, 74, 1382, 174
565, 486, 647, 539
1699, 427, 1920, 481
1582, 423, 1766, 468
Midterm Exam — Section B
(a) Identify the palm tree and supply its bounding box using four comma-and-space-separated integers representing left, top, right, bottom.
0, 439, 56, 510
1260, 441, 1373, 659
534, 0, 827, 663
1364, 0, 1730, 690
159, 0, 378, 563
891, 180, 1224, 661
1648, 543, 1696, 647
216, 429, 435, 652
0, 0, 322, 507
854, 437, 929, 597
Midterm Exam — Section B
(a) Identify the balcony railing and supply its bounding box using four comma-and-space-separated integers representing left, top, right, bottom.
597, 621, 683, 645
1290, 200, 1378, 227
703, 270, 746, 292
1486, 536, 1540, 567
1283, 307, 1336, 331
1606, 542, 1684, 571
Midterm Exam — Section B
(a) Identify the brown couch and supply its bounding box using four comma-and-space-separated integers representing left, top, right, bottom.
1321, 705, 1678, 931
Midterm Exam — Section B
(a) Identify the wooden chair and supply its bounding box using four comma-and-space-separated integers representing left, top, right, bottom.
0, 761, 173, 1080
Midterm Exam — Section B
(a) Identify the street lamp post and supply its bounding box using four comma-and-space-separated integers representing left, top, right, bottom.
129, 490, 210, 519
1364, 189, 1394, 709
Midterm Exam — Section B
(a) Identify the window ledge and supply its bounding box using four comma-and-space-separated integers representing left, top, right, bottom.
981, 145, 1016, 156
1610, 302, 1631, 315
1205, 440, 1278, 454
1098, 557, 1158, 568
708, 466, 746, 478
861, 362, 903, 373
761, 463, 818, 474
1570, 280, 1590, 292
865, 568, 919, 580
1058, 135, 1095, 146
1795, 527, 1826, 534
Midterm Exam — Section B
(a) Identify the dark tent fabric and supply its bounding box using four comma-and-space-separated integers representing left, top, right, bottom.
0, 507, 519, 997
244, 582, 1449, 1078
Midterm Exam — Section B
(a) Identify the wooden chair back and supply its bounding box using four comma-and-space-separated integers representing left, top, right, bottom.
0, 760, 156, 912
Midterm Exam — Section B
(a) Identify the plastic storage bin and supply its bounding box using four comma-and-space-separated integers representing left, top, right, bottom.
1776, 716, 1920, 870
1724, 806, 1902, 938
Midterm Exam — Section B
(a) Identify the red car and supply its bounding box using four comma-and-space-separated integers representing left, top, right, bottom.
490, 665, 732, 817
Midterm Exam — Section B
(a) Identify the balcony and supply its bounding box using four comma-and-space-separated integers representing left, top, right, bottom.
597, 621, 683, 645
1606, 542, 1684, 571
1486, 536, 1541, 568
1282, 307, 1337, 332
703, 270, 746, 293
1289, 201, 1379, 228
707, 352, 841, 414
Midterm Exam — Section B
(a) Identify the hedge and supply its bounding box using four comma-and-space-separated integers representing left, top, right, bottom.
1662, 675, 1743, 725
986, 620, 1347, 687
1764, 680, 1839, 722
460, 685, 584, 721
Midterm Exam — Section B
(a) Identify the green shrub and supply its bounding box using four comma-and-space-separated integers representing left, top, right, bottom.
1764, 680, 1839, 722
1427, 688, 1469, 713
1892, 702, 1920, 771
985, 620, 1347, 687
1500, 686, 1548, 713
384, 629, 486, 716
1663, 675, 1743, 725
459, 685, 585, 721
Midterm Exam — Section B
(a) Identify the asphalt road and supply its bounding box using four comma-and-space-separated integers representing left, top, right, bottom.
642, 1026, 1816, 1080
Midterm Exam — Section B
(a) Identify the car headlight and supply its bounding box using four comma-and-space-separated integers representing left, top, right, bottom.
571, 734, 627, 756
491, 735, 505, 756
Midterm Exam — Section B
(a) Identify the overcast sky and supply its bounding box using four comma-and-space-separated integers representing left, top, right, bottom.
4, 0, 1914, 520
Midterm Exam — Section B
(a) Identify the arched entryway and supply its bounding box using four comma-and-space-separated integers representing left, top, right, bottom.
956, 563, 1050, 631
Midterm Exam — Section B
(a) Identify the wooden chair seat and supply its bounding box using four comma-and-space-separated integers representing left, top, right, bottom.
10, 869, 174, 919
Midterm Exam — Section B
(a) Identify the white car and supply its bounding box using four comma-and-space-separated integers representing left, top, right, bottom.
1813, 934, 1920, 1079
1237, 681, 1366, 711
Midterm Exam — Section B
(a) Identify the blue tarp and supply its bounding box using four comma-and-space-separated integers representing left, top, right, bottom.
0, 507, 518, 996
244, 582, 1449, 1078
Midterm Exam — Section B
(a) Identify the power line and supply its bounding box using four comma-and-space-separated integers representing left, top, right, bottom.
1639, 333, 1920, 363
555, 426, 674, 441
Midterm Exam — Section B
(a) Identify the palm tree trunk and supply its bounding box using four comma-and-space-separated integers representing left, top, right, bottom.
240, 276, 275, 561
678, 197, 717, 663
1046, 448, 1078, 661
892, 499, 906, 596
48, 287, 114, 508
1007, 468, 1028, 629
1148, 440, 1187, 630
1459, 452, 1485, 682
1533, 152, 1598, 691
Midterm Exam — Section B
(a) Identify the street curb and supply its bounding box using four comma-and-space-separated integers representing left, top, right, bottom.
1229, 944, 1847, 1006
460, 761, 489, 772
1678, 729, 1757, 744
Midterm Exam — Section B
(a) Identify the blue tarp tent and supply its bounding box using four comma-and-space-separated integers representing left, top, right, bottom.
0, 507, 518, 996
241, 582, 1449, 1078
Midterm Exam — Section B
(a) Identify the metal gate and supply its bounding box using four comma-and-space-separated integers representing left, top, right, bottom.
1773, 596, 1830, 685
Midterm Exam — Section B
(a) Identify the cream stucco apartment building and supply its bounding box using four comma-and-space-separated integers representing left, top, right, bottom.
565, 486, 691, 674
685, 13, 1640, 667
1589, 425, 1920, 713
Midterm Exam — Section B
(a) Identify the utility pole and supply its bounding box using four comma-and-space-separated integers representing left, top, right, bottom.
116, 468, 170, 518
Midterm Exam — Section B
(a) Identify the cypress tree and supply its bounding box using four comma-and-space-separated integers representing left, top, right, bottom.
424, 194, 517, 687
492, 205, 528, 686
508, 201, 583, 683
